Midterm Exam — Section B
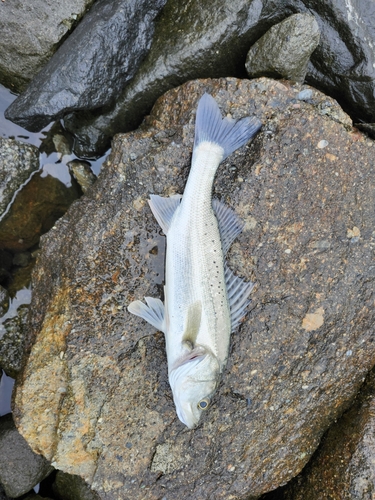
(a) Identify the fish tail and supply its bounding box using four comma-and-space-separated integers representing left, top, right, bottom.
194, 93, 261, 160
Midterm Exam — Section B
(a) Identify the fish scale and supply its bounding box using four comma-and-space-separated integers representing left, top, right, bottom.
128, 93, 261, 428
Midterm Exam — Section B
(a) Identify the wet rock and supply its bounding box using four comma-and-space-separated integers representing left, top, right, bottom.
245, 13, 320, 83
67, 160, 97, 193
13, 251, 32, 268
0, 305, 29, 377
5, 0, 168, 132
284, 368, 375, 499
0, 285, 9, 317
0, 0, 95, 93
62, 0, 375, 158
0, 414, 53, 497
53, 471, 100, 500
8, 260, 36, 298
355, 122, 375, 140
12, 78, 375, 498
0, 171, 81, 252
0, 138, 40, 217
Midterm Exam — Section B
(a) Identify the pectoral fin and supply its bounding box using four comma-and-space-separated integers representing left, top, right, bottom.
128, 297, 166, 333
182, 300, 202, 349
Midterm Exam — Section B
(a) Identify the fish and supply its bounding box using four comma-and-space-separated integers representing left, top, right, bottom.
128, 93, 261, 428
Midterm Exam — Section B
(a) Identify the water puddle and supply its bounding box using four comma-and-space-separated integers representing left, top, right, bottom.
0, 370, 14, 416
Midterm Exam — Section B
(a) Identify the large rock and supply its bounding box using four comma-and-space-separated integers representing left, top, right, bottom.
0, 0, 95, 93
245, 13, 320, 83
5, 0, 167, 131
284, 367, 375, 499
60, 0, 375, 158
13, 78, 375, 499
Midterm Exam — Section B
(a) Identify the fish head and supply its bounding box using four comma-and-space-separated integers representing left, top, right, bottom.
169, 348, 221, 429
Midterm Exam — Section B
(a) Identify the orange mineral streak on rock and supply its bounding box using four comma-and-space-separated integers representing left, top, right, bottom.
14, 286, 71, 459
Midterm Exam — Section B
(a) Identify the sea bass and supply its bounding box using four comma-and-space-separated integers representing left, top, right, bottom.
128, 93, 261, 428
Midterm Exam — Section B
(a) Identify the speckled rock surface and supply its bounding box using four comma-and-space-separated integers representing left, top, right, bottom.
0, 0, 95, 92
284, 367, 375, 499
0, 303, 29, 378
0, 138, 40, 217
13, 78, 375, 499
245, 13, 320, 82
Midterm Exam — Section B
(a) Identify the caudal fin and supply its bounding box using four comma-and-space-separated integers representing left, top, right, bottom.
194, 93, 261, 160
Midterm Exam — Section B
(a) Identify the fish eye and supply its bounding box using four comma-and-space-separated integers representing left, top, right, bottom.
198, 398, 210, 410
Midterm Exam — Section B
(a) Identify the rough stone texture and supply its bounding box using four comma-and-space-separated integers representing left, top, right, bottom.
67, 160, 97, 194
0, 138, 40, 217
283, 367, 375, 499
0, 414, 53, 497
53, 471, 101, 500
245, 13, 320, 83
0, 304, 29, 378
5, 0, 167, 131
0, 285, 9, 317
13, 78, 375, 499
0, 172, 81, 252
61, 0, 375, 158
0, 0, 95, 93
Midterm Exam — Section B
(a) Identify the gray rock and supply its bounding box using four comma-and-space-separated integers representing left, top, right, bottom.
0, 286, 9, 317
0, 0, 95, 93
13, 78, 375, 499
284, 368, 375, 499
0, 302, 30, 378
67, 161, 97, 194
245, 13, 320, 83
0, 138, 40, 217
53, 471, 100, 500
5, 0, 168, 132
60, 0, 375, 158
0, 414, 53, 497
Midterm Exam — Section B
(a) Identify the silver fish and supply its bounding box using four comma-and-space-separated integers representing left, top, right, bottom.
128, 94, 261, 428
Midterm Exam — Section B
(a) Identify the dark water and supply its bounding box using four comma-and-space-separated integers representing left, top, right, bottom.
0, 371, 14, 415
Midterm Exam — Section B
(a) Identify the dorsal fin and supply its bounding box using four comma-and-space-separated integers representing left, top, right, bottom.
212, 198, 244, 255
148, 194, 182, 234
224, 264, 254, 331
182, 300, 202, 348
